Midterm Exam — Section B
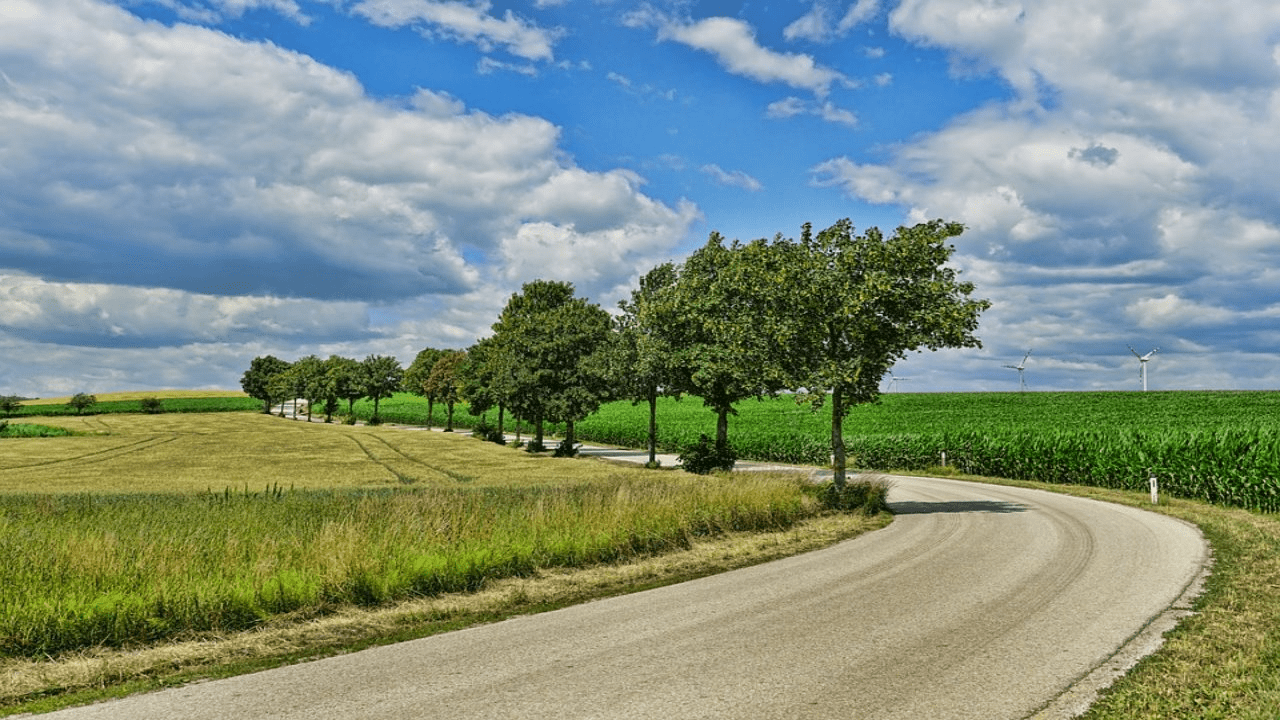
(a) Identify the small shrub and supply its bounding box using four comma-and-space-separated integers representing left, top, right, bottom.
471, 418, 506, 445
526, 439, 547, 453
678, 434, 737, 475
820, 477, 892, 514
553, 441, 580, 458
343, 415, 357, 425
0, 420, 8, 435
645, 459, 663, 470
139, 397, 164, 414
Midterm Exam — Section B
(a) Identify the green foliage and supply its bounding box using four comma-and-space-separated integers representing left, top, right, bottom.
0, 423, 74, 438
0, 396, 21, 417
360, 354, 403, 423
66, 393, 96, 415
240, 355, 291, 413
139, 397, 164, 414
678, 433, 738, 474
470, 417, 506, 445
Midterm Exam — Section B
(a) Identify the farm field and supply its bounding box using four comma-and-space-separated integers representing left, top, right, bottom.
363, 390, 1280, 512
0, 412, 836, 665
7, 391, 259, 417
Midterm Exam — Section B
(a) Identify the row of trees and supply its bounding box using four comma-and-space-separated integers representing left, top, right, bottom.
241, 219, 989, 489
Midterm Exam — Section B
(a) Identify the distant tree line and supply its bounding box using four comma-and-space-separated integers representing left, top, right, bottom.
241, 219, 990, 487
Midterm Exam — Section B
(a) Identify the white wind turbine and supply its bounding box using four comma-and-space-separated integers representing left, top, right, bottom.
1129, 346, 1159, 391
885, 371, 911, 392
1004, 350, 1031, 391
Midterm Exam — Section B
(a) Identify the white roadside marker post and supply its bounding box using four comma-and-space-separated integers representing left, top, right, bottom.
1150, 474, 1159, 505
941, 451, 947, 468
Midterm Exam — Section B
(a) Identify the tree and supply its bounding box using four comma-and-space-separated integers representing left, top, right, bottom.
67, 393, 97, 415
489, 280, 613, 453
360, 354, 403, 424
611, 262, 683, 466
0, 396, 21, 417
326, 355, 364, 418
269, 365, 306, 419
788, 219, 990, 489
240, 355, 291, 414
659, 233, 791, 467
460, 335, 515, 438
291, 355, 328, 422
424, 351, 467, 431
403, 347, 448, 428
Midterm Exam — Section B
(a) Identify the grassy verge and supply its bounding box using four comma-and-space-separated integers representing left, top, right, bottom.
0, 506, 887, 715
917, 468, 1280, 720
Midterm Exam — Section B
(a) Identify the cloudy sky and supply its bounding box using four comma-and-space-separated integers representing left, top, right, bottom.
3, 0, 1279, 396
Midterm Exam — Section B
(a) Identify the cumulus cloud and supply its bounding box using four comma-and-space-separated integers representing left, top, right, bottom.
813, 0, 1280, 388
766, 96, 858, 126
627, 11, 847, 97
0, 0, 693, 305
351, 0, 561, 61
0, 273, 372, 348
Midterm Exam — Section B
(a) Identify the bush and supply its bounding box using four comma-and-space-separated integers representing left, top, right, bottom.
0, 396, 21, 417
553, 441, 580, 458
470, 418, 506, 445
139, 397, 164, 414
820, 477, 892, 514
678, 434, 737, 475
67, 393, 97, 415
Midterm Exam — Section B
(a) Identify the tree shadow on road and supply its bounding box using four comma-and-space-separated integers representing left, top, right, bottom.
889, 500, 1027, 515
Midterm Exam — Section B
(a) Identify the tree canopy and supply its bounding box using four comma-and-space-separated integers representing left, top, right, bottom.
240, 355, 291, 414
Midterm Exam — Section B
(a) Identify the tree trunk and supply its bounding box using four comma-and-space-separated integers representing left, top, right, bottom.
831, 384, 847, 490
647, 388, 658, 466
445, 401, 455, 431
563, 419, 576, 453
534, 414, 544, 449
716, 406, 729, 454
372, 397, 380, 423
426, 397, 435, 430
497, 403, 505, 437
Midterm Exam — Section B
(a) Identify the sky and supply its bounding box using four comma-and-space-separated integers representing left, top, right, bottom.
2, 0, 1280, 397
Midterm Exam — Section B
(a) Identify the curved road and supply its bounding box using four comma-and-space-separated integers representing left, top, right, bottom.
40, 475, 1207, 720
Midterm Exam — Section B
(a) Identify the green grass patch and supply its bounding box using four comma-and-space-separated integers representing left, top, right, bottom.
0, 423, 74, 439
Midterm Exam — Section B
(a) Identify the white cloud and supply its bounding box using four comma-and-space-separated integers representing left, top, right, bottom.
352, 0, 561, 61
766, 96, 857, 126
784, 0, 879, 42
0, 273, 372, 347
700, 165, 763, 192
629, 12, 847, 97
0, 1, 693, 304
814, 0, 1280, 387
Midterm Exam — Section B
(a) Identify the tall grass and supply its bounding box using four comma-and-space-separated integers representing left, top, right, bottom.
0, 476, 820, 657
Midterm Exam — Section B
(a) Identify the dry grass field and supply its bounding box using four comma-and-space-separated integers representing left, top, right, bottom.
20, 389, 248, 406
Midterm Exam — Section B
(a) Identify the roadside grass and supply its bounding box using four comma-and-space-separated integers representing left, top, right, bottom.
916, 468, 1280, 720
0, 486, 886, 715
0, 413, 889, 714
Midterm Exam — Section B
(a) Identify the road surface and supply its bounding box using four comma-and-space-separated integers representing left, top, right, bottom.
36, 474, 1207, 719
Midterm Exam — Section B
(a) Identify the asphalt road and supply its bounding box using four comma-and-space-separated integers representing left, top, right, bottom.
37, 473, 1207, 720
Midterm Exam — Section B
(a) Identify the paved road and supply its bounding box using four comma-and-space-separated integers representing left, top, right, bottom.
38, 472, 1207, 719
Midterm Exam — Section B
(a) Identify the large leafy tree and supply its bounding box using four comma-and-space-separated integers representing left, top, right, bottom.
424, 350, 467, 431
460, 335, 516, 437
659, 233, 792, 462
240, 355, 291, 414
326, 355, 364, 418
490, 280, 612, 453
789, 219, 990, 488
360, 354, 403, 424
403, 347, 448, 428
291, 355, 328, 422
611, 262, 682, 466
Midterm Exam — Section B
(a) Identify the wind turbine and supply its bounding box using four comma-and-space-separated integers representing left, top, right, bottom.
885, 371, 911, 392
1128, 346, 1159, 391
1004, 350, 1031, 391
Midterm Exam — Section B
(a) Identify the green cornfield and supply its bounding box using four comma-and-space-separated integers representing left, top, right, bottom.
570, 391, 1280, 512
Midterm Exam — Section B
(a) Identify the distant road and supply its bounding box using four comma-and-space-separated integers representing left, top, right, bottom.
40, 475, 1207, 720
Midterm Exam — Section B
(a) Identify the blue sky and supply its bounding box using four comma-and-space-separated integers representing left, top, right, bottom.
3, 0, 1280, 396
